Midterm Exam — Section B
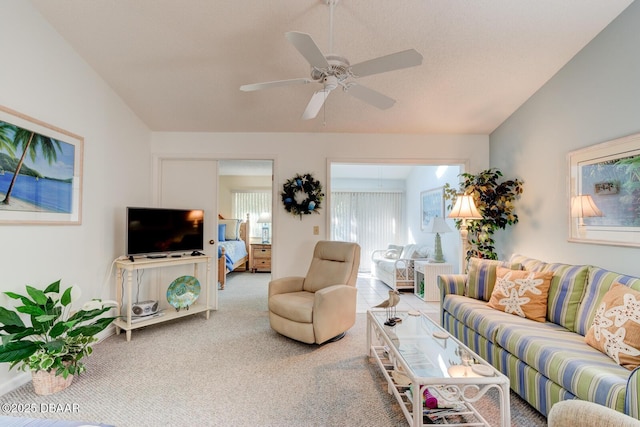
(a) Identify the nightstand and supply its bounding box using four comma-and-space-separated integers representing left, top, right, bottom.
251, 243, 271, 272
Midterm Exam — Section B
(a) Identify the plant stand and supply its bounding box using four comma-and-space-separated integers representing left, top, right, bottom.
31, 370, 73, 395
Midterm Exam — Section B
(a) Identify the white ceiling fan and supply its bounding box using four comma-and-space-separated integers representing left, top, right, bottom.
240, 0, 423, 120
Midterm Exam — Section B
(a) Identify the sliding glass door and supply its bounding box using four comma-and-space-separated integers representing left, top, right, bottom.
331, 191, 404, 272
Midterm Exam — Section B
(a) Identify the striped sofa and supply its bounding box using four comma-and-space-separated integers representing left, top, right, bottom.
437, 254, 640, 419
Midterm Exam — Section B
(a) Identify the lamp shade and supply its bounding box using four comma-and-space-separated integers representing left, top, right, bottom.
257, 212, 272, 223
571, 195, 602, 218
425, 217, 452, 234
448, 195, 482, 220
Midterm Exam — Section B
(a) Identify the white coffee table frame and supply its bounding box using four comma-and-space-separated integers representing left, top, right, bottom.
367, 310, 511, 427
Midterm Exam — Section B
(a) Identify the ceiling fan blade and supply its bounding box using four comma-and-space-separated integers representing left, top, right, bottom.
350, 49, 423, 78
285, 31, 330, 70
301, 89, 331, 120
240, 78, 313, 92
345, 84, 396, 110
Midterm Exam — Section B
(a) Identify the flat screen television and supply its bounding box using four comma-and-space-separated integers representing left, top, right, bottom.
126, 207, 204, 257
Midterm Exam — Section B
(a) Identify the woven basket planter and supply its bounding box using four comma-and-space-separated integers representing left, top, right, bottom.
31, 369, 74, 395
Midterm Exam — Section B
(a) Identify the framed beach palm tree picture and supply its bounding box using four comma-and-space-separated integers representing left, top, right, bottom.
0, 105, 83, 224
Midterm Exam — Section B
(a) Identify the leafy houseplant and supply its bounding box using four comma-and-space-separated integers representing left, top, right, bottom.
0, 280, 117, 393
444, 168, 524, 260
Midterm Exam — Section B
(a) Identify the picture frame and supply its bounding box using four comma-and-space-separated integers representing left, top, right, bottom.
568, 132, 640, 247
420, 187, 445, 230
0, 105, 83, 224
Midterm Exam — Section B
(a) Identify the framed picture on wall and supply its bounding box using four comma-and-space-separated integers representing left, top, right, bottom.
0, 105, 83, 224
568, 132, 640, 247
421, 187, 445, 230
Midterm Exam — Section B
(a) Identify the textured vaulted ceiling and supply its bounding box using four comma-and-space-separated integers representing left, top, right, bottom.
31, 0, 633, 134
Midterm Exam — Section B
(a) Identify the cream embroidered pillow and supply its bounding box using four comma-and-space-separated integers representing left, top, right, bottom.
487, 267, 553, 322
585, 283, 640, 370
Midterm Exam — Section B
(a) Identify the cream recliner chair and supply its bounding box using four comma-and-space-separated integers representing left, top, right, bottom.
268, 241, 361, 344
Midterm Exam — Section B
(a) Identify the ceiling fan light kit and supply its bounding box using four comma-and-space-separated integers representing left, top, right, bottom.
239, 0, 423, 120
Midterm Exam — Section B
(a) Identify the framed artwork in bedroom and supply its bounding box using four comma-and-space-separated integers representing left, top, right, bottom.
420, 187, 445, 231
0, 105, 83, 224
568, 132, 640, 247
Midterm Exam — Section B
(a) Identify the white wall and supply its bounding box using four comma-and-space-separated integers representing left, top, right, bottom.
151, 132, 488, 278
490, 1, 640, 275
0, 1, 151, 392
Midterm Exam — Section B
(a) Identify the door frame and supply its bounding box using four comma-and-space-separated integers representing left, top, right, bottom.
326, 157, 469, 273
152, 153, 277, 279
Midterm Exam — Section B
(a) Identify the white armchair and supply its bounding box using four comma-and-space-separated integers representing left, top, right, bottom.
371, 244, 431, 291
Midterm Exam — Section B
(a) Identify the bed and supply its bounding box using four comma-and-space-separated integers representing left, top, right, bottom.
217, 213, 250, 289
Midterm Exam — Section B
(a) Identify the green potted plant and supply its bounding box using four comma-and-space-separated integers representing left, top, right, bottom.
0, 279, 117, 395
444, 168, 524, 260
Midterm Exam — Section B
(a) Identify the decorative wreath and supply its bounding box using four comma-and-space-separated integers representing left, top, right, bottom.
281, 173, 324, 219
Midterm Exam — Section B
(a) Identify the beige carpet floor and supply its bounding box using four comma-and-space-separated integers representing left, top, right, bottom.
0, 272, 546, 426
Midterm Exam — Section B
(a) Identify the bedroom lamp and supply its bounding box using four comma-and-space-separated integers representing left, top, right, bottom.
257, 212, 272, 244
448, 194, 482, 272
425, 217, 452, 263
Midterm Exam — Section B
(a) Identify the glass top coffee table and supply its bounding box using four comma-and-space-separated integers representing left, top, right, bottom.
367, 310, 511, 427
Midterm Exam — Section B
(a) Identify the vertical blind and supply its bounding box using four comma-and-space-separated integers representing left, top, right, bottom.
331, 192, 405, 272
232, 192, 272, 239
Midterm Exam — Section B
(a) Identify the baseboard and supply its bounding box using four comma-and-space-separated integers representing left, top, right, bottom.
0, 326, 116, 396
96, 325, 116, 343
0, 371, 31, 396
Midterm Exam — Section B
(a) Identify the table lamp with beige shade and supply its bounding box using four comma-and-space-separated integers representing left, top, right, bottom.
448, 194, 482, 272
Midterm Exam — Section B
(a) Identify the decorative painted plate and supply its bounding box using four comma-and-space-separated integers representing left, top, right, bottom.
167, 275, 201, 311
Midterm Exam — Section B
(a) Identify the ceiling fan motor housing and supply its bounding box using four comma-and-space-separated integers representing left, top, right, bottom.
321, 75, 338, 90
310, 55, 350, 84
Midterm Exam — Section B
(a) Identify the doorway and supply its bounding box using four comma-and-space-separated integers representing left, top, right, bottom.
329, 161, 463, 273
155, 157, 274, 293
218, 159, 274, 280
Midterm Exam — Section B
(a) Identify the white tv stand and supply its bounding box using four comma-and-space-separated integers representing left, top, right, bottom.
114, 255, 213, 341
